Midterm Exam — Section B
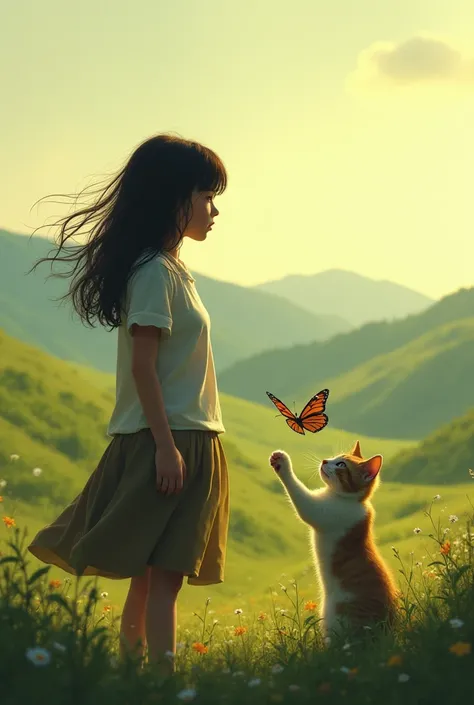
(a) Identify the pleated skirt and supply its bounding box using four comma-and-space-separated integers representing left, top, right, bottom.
27, 428, 229, 585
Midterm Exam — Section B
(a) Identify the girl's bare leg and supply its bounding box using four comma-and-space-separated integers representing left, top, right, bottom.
146, 566, 184, 669
119, 567, 151, 662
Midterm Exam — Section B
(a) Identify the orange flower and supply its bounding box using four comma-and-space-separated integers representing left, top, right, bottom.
2, 516, 15, 528
449, 641, 471, 657
257, 612, 267, 621
318, 682, 331, 693
192, 642, 208, 654
49, 579, 61, 589
234, 626, 247, 636
387, 655, 403, 667
0, 496, 3, 502
440, 541, 451, 555
304, 600, 317, 611
103, 605, 112, 613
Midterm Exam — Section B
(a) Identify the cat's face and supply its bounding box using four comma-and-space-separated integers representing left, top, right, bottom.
319, 441, 382, 499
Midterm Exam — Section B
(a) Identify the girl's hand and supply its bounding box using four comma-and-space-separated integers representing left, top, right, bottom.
155, 445, 187, 496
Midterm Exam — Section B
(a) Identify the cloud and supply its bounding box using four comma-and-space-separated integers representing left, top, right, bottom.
347, 34, 474, 92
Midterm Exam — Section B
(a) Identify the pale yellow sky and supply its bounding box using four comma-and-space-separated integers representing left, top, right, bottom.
2, 0, 474, 299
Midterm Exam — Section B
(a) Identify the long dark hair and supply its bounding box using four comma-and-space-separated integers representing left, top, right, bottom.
29, 133, 228, 329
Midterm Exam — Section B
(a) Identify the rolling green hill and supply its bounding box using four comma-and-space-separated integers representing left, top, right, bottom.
0, 228, 350, 374
293, 317, 474, 440
383, 406, 474, 485
218, 286, 474, 411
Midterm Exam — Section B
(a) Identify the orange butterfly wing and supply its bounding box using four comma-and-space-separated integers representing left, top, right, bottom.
299, 389, 329, 433
265, 392, 297, 420
286, 417, 305, 435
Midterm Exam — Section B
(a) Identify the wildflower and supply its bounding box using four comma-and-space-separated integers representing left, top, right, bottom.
103, 605, 111, 613
415, 561, 422, 567
279, 609, 288, 616
192, 642, 208, 654
271, 663, 284, 674
443, 528, 450, 535
398, 673, 410, 683
10, 454, 19, 461
440, 541, 451, 555
52, 642, 66, 652
469, 469, 474, 478
413, 527, 422, 534
387, 655, 403, 666
449, 618, 464, 629
213, 619, 219, 625
433, 494, 441, 500
449, 641, 471, 656
49, 579, 61, 589
26, 647, 52, 666
342, 642, 351, 651
100, 591, 109, 599
248, 678, 261, 687
279, 583, 287, 592
32, 467, 42, 477
234, 626, 247, 636
2, 516, 15, 528
304, 600, 317, 611
0, 480, 7, 488
257, 612, 267, 621
0, 497, 3, 503
288, 684, 301, 692
205, 597, 211, 605
449, 515, 458, 523
234, 608, 243, 615
177, 688, 197, 702
232, 671, 245, 677
362, 625, 372, 631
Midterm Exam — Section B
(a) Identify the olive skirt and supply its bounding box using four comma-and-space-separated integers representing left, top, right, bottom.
27, 429, 229, 585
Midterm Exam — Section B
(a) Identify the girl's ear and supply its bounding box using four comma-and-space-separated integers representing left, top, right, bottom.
361, 455, 383, 483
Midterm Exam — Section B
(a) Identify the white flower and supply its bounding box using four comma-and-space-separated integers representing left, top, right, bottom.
449, 515, 459, 523
213, 619, 219, 625
232, 671, 245, 677
415, 561, 422, 567
398, 673, 410, 683
413, 527, 422, 534
32, 467, 42, 477
279, 583, 287, 592
234, 608, 243, 615
433, 494, 441, 500
449, 618, 464, 629
248, 678, 261, 687
10, 454, 19, 461
100, 591, 109, 599
271, 664, 284, 674
343, 642, 351, 650
205, 597, 211, 605
52, 641, 66, 652
0, 479, 7, 488
443, 528, 450, 535
222, 667, 231, 674
362, 625, 372, 631
280, 609, 288, 616
26, 647, 51, 666
177, 688, 197, 701
288, 684, 301, 692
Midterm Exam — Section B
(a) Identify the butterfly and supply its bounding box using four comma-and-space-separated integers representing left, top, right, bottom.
265, 389, 330, 435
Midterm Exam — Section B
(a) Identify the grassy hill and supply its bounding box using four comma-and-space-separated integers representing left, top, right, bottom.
0, 228, 350, 374
383, 406, 474, 485
293, 317, 474, 440
254, 268, 433, 326
0, 326, 430, 613
218, 286, 474, 409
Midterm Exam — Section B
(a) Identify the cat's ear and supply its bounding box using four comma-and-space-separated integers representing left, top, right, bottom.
361, 455, 383, 483
351, 440, 362, 458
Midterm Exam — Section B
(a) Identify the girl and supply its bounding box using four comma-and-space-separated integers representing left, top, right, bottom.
27, 133, 230, 670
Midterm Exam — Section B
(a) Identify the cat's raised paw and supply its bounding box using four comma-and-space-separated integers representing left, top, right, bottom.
269, 450, 291, 474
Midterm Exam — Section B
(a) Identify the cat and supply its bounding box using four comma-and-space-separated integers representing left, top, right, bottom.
269, 441, 399, 638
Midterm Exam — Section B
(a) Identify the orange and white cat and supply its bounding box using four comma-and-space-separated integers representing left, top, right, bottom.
269, 441, 398, 637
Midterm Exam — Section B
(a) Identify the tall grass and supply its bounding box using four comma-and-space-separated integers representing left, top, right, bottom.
1, 498, 474, 705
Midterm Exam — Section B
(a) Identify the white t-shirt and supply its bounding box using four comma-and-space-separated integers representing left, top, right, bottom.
107, 252, 225, 436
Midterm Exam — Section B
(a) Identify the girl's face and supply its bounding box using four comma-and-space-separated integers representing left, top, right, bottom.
181, 189, 219, 242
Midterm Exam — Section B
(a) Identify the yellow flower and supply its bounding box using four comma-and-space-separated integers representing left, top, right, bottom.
449, 642, 471, 657
192, 642, 208, 654
234, 626, 247, 636
387, 655, 403, 667
304, 600, 317, 611
2, 516, 15, 528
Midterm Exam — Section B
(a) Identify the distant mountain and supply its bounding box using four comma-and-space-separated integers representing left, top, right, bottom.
254, 269, 434, 326
296, 317, 474, 440
0, 229, 351, 373
218, 286, 474, 408
384, 406, 474, 485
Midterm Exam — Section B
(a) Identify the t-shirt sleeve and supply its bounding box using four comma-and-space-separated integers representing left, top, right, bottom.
126, 258, 174, 337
